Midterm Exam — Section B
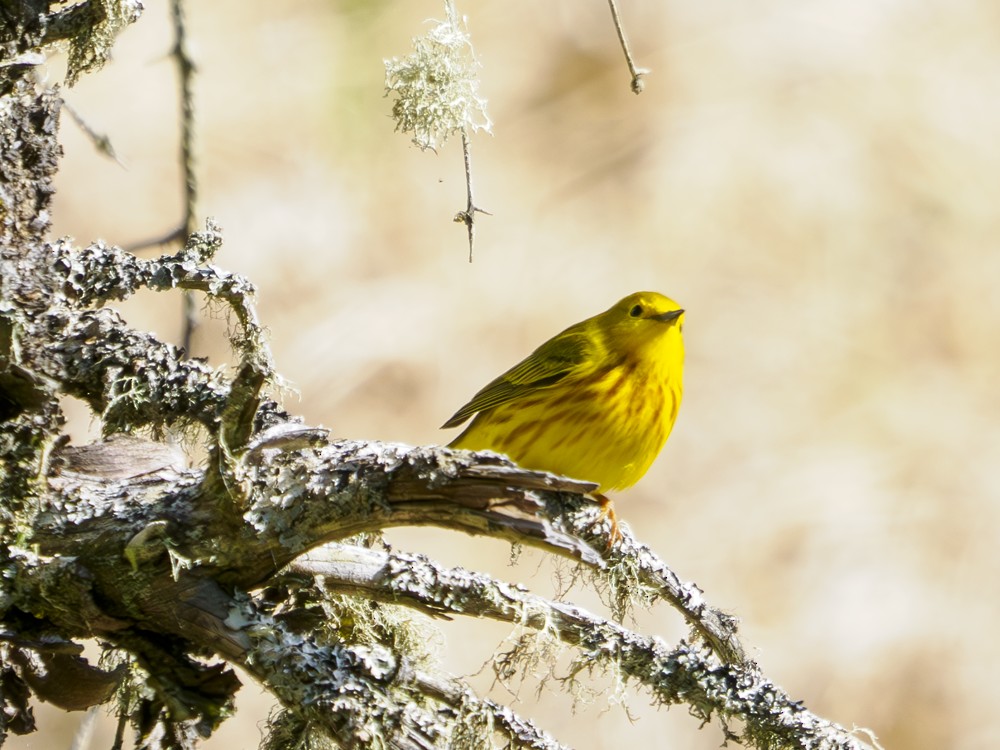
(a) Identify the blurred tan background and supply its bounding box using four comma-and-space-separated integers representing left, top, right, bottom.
22, 0, 1000, 747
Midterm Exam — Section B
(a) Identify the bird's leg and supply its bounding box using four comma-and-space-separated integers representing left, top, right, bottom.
594, 493, 622, 547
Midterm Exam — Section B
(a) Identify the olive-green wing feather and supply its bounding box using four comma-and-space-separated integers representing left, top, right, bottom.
441, 329, 593, 429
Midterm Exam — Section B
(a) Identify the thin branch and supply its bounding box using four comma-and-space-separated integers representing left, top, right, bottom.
519, 489, 745, 664
607, 0, 648, 94
61, 100, 124, 167
453, 128, 491, 262
590, 518, 746, 664
386, 0, 492, 259
49, 223, 269, 371
68, 706, 100, 750
170, 0, 199, 354
126, 0, 201, 354
127, 0, 198, 255
123, 224, 186, 254
171, 0, 198, 235
412, 669, 572, 750
111, 709, 127, 750
300, 546, 873, 750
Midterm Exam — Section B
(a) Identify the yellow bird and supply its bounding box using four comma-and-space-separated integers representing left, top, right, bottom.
442, 291, 685, 540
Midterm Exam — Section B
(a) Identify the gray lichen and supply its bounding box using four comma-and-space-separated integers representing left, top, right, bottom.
64, 0, 144, 86
384, 7, 492, 152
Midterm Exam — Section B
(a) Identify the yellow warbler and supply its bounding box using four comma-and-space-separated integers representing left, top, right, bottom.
442, 291, 685, 536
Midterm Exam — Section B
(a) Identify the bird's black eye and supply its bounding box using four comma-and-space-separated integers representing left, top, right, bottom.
629, 304, 643, 318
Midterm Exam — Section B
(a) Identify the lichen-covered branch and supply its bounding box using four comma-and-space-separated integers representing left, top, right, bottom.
203, 588, 451, 750
6, 225, 271, 437
299, 546, 868, 750
240, 439, 740, 663
25, 304, 230, 432
236, 442, 603, 575
555, 507, 746, 665
45, 225, 269, 368
34, 439, 604, 587
412, 670, 572, 750
17, 420, 868, 748
1, 246, 863, 749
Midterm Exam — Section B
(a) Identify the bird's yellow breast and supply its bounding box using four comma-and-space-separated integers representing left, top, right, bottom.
451, 352, 682, 491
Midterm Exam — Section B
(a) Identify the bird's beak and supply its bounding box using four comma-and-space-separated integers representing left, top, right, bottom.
653, 308, 684, 323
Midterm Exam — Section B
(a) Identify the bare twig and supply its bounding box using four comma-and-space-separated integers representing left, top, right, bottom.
123, 0, 197, 255
127, 0, 200, 354
171, 0, 197, 235
453, 128, 491, 262
110, 709, 127, 750
607, 0, 648, 94
61, 100, 124, 167
171, 0, 199, 354
68, 706, 100, 750
387, 0, 492, 260
123, 224, 186, 254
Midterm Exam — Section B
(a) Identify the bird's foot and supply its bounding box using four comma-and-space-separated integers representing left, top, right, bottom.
594, 493, 622, 549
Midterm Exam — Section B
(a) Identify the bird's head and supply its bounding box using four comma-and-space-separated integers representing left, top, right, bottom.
600, 291, 685, 356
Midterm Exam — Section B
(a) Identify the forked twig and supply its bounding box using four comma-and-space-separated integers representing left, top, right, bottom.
453, 129, 492, 262
61, 100, 124, 167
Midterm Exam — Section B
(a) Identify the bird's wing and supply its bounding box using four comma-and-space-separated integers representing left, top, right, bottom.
441, 330, 593, 429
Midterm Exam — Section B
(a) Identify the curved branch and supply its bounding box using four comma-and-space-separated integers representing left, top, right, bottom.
31, 305, 228, 430
298, 546, 871, 750
228, 442, 605, 580
559, 507, 745, 665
